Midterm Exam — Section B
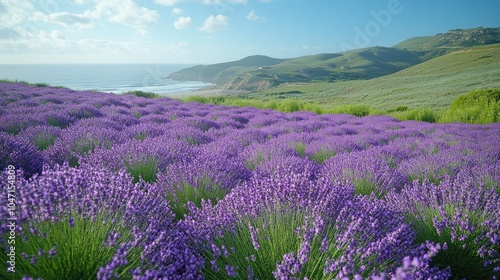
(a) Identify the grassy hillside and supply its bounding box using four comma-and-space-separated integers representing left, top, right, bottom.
396, 27, 500, 50
170, 27, 500, 91
183, 43, 500, 123
168, 55, 287, 84
174, 47, 426, 90
247, 43, 500, 111
259, 47, 423, 81
256, 47, 421, 78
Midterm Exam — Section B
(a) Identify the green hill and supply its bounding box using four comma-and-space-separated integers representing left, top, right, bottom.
170, 27, 500, 91
168, 55, 286, 84
257, 47, 422, 81
171, 47, 426, 90
251, 43, 500, 111
395, 27, 500, 50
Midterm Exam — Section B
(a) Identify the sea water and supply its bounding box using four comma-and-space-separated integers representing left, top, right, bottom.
0, 64, 211, 95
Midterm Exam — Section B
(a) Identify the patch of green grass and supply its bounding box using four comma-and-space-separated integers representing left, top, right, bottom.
0, 79, 67, 88
69, 136, 113, 167
125, 91, 162, 99
34, 132, 58, 151
352, 177, 386, 198
133, 132, 148, 141
33, 82, 50, 87
202, 208, 342, 279
124, 156, 158, 183
307, 148, 336, 164
339, 169, 386, 198
0, 79, 18, 84
405, 204, 497, 279
244, 152, 265, 171
440, 89, 500, 124
3, 124, 25, 135
0, 213, 142, 280
391, 108, 438, 123
277, 99, 301, 113
46, 117, 70, 128
132, 110, 142, 118
166, 178, 228, 221
387, 106, 408, 113
330, 104, 372, 117
290, 141, 306, 157
185, 95, 227, 105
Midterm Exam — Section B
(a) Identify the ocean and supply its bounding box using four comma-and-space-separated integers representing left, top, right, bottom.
0, 64, 211, 95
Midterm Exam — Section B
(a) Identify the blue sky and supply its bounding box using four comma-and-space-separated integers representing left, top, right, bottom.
1, 0, 499, 64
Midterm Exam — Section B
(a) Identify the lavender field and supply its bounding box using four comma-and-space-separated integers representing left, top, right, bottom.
0, 82, 499, 279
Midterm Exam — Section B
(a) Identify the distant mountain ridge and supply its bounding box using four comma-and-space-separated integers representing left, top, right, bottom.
395, 27, 500, 50
168, 27, 500, 90
168, 55, 286, 85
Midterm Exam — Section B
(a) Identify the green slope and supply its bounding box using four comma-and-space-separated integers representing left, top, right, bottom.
396, 27, 500, 50
172, 46, 426, 90
170, 27, 500, 92
168, 55, 287, 84
263, 47, 423, 81
252, 43, 500, 110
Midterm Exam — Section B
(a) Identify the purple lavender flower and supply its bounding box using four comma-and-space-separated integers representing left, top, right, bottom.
44, 122, 125, 167
68, 217, 75, 228
248, 222, 260, 251
321, 149, 407, 197
1, 81, 499, 280
0, 162, 204, 279
225, 265, 238, 277
48, 246, 57, 257
273, 253, 301, 280
17, 125, 62, 151
387, 176, 500, 278
0, 131, 44, 178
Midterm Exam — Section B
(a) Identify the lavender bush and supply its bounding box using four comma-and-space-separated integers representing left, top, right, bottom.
1, 82, 499, 279
0, 164, 203, 279
387, 177, 500, 279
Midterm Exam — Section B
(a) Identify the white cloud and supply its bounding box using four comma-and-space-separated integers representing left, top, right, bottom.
0, 0, 161, 54
247, 10, 259, 21
2, 31, 158, 54
172, 7, 183, 15
0, 26, 74, 52
174, 16, 192, 30
92, 0, 159, 36
199, 14, 229, 33
154, 0, 183, 6
0, 0, 35, 28
38, 30, 73, 48
32, 11, 93, 28
108, 5, 158, 35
